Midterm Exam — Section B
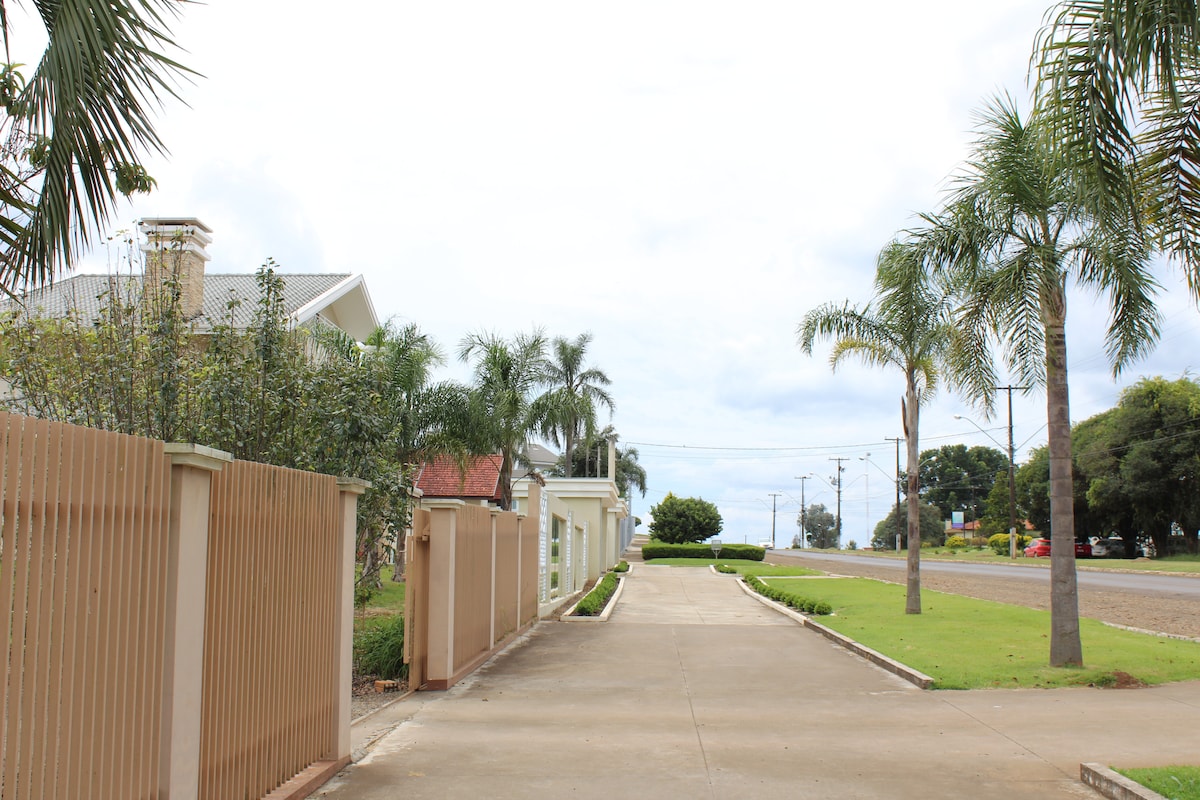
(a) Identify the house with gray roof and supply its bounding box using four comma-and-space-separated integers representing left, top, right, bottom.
2, 217, 379, 342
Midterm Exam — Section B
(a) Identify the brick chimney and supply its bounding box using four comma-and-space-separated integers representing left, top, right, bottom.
139, 217, 212, 321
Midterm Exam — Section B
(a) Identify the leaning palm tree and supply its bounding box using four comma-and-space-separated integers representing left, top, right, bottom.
799, 239, 954, 614
458, 329, 549, 510
532, 332, 614, 477
0, 0, 192, 294
920, 96, 1160, 666
1034, 0, 1200, 284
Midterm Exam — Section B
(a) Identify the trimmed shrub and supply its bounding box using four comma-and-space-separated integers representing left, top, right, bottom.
945, 535, 967, 549
642, 542, 765, 562
613, 560, 630, 573
744, 575, 832, 616
987, 532, 1033, 555
573, 572, 620, 616
354, 615, 407, 680
715, 564, 737, 574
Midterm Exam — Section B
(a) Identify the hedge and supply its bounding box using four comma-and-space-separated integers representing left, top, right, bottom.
744, 575, 832, 615
641, 542, 765, 561
572, 572, 621, 616
987, 532, 1033, 555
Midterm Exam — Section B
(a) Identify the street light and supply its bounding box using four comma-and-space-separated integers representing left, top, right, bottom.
955, 412, 1019, 558
794, 474, 812, 548
858, 453, 871, 545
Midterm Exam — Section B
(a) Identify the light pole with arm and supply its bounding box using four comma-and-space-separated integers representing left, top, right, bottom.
794, 475, 811, 548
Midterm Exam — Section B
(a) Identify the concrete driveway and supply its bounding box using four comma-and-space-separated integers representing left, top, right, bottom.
315, 564, 1200, 799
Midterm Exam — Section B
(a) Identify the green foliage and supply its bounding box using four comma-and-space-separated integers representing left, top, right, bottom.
802, 503, 838, 548
531, 332, 614, 478
918, 444, 1008, 522
0, 2, 195, 292
572, 572, 620, 616
715, 564, 737, 574
987, 532, 1032, 556
846, 540, 858, 550
944, 535, 967, 549
871, 501, 945, 549
641, 542, 764, 561
647, 493, 722, 544
352, 614, 408, 681
744, 575, 832, 615
613, 560, 630, 573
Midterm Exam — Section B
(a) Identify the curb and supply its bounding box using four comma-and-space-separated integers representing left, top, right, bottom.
1081, 763, 1169, 800
737, 578, 934, 690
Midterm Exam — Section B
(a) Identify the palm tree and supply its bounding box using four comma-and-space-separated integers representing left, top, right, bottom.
458, 329, 549, 510
920, 96, 1160, 666
1034, 0, 1200, 284
0, 0, 192, 293
532, 332, 614, 478
798, 239, 954, 614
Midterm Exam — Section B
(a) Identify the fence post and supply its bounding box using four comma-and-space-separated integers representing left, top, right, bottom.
160, 444, 232, 800
332, 478, 370, 763
422, 499, 464, 689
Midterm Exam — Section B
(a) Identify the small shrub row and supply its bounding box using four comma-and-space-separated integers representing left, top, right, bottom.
987, 532, 1033, 555
745, 575, 832, 615
715, 564, 737, 574
642, 542, 766, 561
573, 572, 621, 616
613, 560, 630, 573
353, 615, 408, 680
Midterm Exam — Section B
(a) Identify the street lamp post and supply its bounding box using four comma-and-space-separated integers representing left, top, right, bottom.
794, 475, 811, 548
955, 397, 1025, 558
858, 453, 871, 545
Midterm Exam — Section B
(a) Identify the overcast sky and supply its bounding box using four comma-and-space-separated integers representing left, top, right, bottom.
36, 1, 1200, 544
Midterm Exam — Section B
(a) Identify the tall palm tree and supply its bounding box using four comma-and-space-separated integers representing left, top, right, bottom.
798, 239, 954, 614
920, 96, 1160, 666
1034, 0, 1200, 285
0, 0, 192, 294
532, 332, 614, 478
458, 329, 549, 511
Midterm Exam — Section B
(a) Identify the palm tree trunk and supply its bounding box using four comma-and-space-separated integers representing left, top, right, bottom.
903, 381, 922, 614
1044, 304, 1083, 666
499, 452, 514, 511
564, 430, 575, 478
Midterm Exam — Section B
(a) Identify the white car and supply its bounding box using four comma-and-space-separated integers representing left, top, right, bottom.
758, 540, 774, 550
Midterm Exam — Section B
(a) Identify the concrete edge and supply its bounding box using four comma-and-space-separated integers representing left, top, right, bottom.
351, 688, 415, 727
1081, 763, 1170, 800
1100, 621, 1200, 643
561, 574, 626, 621
737, 578, 934, 690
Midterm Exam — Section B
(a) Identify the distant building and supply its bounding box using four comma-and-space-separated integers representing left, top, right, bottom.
415, 454, 504, 506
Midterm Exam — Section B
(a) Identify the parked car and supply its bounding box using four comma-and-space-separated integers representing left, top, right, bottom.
1023, 538, 1092, 558
757, 540, 774, 550
1024, 538, 1051, 557
1090, 537, 1126, 558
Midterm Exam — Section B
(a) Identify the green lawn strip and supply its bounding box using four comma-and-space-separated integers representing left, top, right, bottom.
645, 557, 763, 567
761, 577, 1200, 689
1116, 766, 1200, 799
803, 548, 1200, 574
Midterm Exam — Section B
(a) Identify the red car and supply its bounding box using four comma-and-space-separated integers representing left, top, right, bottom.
1024, 538, 1051, 557
1023, 538, 1092, 558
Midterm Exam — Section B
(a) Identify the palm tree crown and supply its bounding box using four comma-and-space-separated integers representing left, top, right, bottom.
532, 332, 614, 478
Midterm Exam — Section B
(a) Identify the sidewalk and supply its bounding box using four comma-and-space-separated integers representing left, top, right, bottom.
316, 564, 1200, 799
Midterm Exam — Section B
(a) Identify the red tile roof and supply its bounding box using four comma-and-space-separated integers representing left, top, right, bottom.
416, 455, 503, 501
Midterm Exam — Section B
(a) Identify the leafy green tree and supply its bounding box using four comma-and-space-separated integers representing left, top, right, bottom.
648, 493, 722, 544
803, 503, 838, 549
458, 329, 549, 510
0, 0, 193, 293
800, 239, 955, 613
1034, 0, 1200, 278
532, 332, 614, 477
918, 444, 1009, 523
921, 96, 1160, 666
871, 502, 945, 550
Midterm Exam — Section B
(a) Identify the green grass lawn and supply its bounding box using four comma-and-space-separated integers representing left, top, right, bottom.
761, 576, 1200, 689
1117, 766, 1200, 799
355, 564, 406, 632
644, 557, 823, 577
786, 547, 1200, 573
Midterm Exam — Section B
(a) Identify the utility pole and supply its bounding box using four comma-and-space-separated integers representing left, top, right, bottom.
768, 492, 781, 549
885, 437, 903, 552
997, 385, 1028, 558
829, 457, 847, 548
794, 475, 811, 548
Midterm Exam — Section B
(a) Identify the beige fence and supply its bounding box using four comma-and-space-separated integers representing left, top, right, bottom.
406, 488, 540, 691
0, 411, 362, 800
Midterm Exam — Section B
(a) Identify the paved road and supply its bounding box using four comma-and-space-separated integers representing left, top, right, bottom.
320, 564, 1200, 799
773, 550, 1200, 600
